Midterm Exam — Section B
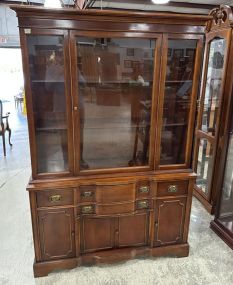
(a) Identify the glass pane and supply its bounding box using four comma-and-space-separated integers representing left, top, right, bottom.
160, 40, 197, 165
196, 138, 214, 196
77, 37, 155, 170
218, 119, 233, 232
201, 38, 226, 136
27, 35, 68, 173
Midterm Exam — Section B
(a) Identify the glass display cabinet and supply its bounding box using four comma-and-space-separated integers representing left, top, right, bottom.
193, 5, 232, 214
209, 6, 233, 249
12, 5, 209, 277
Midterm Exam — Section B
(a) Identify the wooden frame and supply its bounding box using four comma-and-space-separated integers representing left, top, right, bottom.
192, 26, 232, 214
19, 28, 75, 179
70, 30, 163, 176
155, 33, 204, 171
11, 4, 209, 277
209, 5, 233, 248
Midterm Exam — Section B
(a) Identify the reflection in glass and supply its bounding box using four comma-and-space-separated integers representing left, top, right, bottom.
77, 37, 155, 170
196, 139, 214, 195
160, 40, 197, 165
27, 35, 68, 173
201, 38, 226, 136
218, 133, 233, 233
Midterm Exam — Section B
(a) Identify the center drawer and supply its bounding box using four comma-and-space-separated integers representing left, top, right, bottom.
96, 183, 136, 203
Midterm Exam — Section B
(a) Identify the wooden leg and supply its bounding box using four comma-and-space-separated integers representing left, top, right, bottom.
2, 132, 6, 156
8, 128, 12, 147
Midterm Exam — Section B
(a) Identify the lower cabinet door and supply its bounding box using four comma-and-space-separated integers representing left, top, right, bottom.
81, 216, 114, 253
118, 212, 149, 247
38, 208, 75, 261
154, 197, 186, 246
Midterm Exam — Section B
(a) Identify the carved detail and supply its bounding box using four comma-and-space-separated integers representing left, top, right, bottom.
156, 199, 185, 245
40, 210, 74, 260
207, 5, 233, 32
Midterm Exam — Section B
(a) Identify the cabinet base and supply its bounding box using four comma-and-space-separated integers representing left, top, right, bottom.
33, 243, 189, 277
210, 220, 233, 250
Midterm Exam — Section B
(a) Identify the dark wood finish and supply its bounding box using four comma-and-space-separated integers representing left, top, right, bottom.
96, 183, 135, 203
118, 213, 149, 247
154, 197, 186, 246
210, 220, 233, 250
38, 208, 75, 261
157, 180, 188, 197
0, 99, 12, 156
36, 188, 74, 207
96, 202, 135, 215
209, 6, 233, 248
81, 216, 114, 252
193, 5, 233, 213
12, 5, 206, 277
91, 0, 221, 11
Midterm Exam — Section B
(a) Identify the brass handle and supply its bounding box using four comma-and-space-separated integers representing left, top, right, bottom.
81, 205, 94, 214
73, 106, 78, 111
49, 195, 62, 203
168, 185, 178, 193
137, 200, 149, 209
139, 186, 150, 194
81, 191, 93, 198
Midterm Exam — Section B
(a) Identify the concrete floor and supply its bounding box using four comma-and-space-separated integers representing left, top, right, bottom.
0, 105, 233, 285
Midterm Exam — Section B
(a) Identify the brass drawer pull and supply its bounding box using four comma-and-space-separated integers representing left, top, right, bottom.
49, 195, 62, 203
81, 191, 94, 198
139, 186, 150, 194
81, 205, 94, 214
137, 200, 149, 209
168, 185, 178, 193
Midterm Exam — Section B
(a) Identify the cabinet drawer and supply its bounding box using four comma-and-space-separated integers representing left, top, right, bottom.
96, 183, 136, 203
36, 189, 74, 207
96, 202, 135, 215
157, 181, 188, 197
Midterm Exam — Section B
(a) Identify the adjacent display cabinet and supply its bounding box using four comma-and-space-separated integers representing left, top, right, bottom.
193, 5, 233, 214
209, 6, 233, 249
12, 5, 210, 277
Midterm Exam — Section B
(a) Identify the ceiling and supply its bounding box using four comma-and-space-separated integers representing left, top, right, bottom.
1, 0, 233, 14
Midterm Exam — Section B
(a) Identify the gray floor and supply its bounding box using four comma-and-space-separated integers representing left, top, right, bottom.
0, 104, 233, 285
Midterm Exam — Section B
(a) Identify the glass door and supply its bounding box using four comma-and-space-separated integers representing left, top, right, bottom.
24, 30, 73, 176
211, 97, 233, 248
156, 35, 204, 169
71, 33, 161, 173
193, 31, 230, 205
217, 127, 233, 238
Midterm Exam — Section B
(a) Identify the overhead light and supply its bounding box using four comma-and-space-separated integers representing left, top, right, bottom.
151, 0, 170, 4
44, 0, 62, 8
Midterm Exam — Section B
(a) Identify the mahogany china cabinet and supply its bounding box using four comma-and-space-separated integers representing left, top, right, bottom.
208, 6, 233, 249
12, 5, 210, 277
193, 5, 233, 214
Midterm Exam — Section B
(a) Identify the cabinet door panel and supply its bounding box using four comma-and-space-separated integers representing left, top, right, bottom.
118, 213, 149, 247
155, 197, 186, 246
194, 38, 227, 199
81, 216, 114, 253
159, 38, 200, 166
38, 208, 75, 261
26, 34, 71, 175
75, 36, 157, 171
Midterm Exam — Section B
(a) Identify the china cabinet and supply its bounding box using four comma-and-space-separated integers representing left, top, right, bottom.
208, 6, 233, 249
193, 5, 233, 214
12, 5, 209, 277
